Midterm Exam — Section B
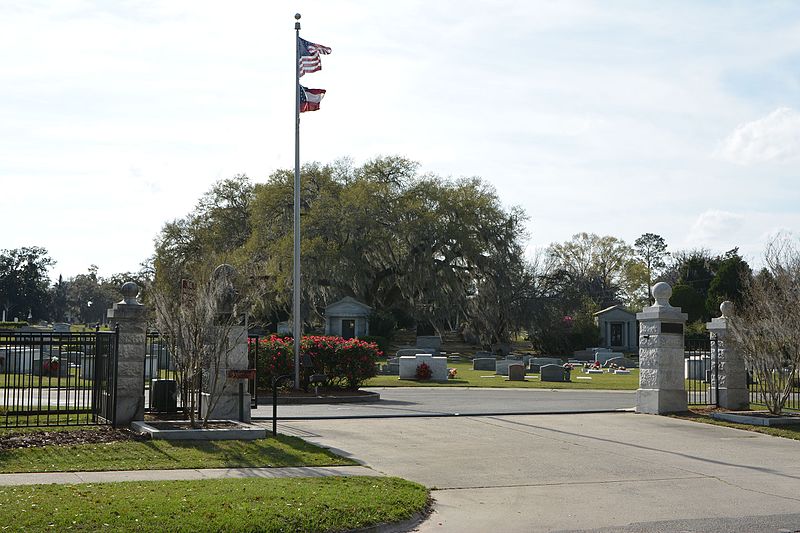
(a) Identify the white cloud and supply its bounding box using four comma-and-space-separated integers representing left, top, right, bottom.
716, 107, 800, 165
686, 210, 745, 248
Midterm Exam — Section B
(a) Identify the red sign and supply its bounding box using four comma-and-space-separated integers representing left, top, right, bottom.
227, 369, 256, 380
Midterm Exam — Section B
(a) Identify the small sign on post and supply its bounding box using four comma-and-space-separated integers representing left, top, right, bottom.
227, 369, 256, 380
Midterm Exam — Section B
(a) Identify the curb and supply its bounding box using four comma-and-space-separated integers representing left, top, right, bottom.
348, 499, 434, 533
256, 391, 381, 405
253, 408, 634, 421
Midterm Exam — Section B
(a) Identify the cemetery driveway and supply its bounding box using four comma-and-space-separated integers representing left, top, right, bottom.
278, 412, 800, 532
253, 387, 635, 419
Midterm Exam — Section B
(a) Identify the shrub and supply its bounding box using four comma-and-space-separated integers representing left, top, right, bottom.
253, 335, 381, 391
251, 335, 294, 390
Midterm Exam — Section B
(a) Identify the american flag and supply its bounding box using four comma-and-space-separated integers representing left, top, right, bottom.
298, 37, 332, 77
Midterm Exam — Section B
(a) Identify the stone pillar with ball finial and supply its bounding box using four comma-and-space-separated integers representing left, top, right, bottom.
706, 301, 749, 410
636, 282, 689, 414
106, 281, 147, 425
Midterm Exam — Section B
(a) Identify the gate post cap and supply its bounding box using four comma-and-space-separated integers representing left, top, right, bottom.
652, 282, 672, 306
120, 281, 141, 305
720, 300, 734, 318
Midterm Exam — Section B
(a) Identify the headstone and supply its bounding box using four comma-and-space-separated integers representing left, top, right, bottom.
604, 356, 637, 368
541, 364, 570, 382
60, 351, 83, 365
396, 347, 436, 357
528, 357, 562, 373
416, 336, 442, 350
495, 359, 516, 376
684, 356, 710, 381
473, 358, 496, 371
508, 363, 526, 381
80, 355, 96, 380
595, 351, 624, 364
144, 353, 159, 380
52, 323, 71, 333
399, 354, 448, 381
4, 346, 39, 374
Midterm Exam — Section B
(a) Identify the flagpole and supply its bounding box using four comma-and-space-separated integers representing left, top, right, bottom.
293, 13, 302, 390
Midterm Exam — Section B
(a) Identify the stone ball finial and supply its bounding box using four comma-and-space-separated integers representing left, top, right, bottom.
120, 281, 140, 305
652, 282, 672, 306
720, 300, 734, 318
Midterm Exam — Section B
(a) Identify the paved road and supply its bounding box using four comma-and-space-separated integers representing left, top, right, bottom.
278, 410, 800, 532
253, 387, 636, 419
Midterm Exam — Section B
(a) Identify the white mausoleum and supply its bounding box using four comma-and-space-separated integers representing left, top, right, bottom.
593, 305, 638, 352
324, 297, 371, 339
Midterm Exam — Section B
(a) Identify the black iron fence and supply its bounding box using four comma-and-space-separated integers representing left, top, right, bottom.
685, 337, 717, 406
143, 332, 203, 417
1, 329, 118, 428
748, 367, 800, 412
248, 335, 261, 407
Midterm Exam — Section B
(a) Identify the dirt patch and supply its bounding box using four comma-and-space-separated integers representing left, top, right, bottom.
0, 427, 148, 451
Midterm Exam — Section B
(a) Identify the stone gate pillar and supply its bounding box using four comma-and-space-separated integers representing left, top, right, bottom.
106, 281, 146, 425
706, 301, 749, 410
636, 282, 688, 414
200, 264, 251, 422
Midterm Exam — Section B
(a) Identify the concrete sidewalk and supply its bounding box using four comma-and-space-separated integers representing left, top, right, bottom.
0, 465, 377, 486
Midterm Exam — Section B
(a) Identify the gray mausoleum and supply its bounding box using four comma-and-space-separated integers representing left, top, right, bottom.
593, 305, 638, 352
324, 297, 371, 339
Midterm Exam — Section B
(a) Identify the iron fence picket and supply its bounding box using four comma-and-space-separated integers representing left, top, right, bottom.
685, 337, 714, 406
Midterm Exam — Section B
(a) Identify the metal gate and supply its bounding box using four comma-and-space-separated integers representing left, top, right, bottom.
685, 337, 718, 406
1, 328, 118, 428
143, 332, 203, 417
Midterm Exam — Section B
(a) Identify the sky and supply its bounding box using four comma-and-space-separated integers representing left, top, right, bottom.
3, 1, 800, 281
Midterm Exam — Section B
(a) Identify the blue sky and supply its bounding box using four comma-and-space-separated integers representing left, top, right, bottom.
2, 1, 799, 279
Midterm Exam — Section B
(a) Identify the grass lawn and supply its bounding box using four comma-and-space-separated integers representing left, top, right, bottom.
670, 407, 800, 441
0, 435, 356, 473
0, 476, 429, 532
0, 371, 92, 388
365, 361, 639, 390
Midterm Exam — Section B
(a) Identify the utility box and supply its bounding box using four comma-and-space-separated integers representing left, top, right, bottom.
150, 379, 178, 412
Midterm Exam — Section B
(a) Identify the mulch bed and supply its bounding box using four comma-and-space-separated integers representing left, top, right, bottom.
0, 427, 148, 451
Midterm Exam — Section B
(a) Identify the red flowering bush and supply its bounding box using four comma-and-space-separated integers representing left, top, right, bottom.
251, 335, 381, 390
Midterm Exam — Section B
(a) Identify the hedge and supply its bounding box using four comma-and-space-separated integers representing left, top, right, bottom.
251, 335, 382, 391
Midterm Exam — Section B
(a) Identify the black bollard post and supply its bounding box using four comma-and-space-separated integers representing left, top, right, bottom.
271, 375, 291, 437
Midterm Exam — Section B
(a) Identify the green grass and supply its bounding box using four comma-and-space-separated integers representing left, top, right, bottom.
670, 409, 800, 441
0, 370, 93, 388
2, 413, 99, 430
365, 361, 639, 390
0, 435, 356, 473
0, 476, 429, 532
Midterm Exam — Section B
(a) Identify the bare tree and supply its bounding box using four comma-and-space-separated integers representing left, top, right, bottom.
728, 235, 800, 415
148, 263, 250, 427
